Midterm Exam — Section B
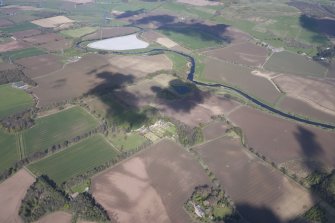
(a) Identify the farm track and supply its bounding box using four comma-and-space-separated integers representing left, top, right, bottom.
75, 31, 335, 129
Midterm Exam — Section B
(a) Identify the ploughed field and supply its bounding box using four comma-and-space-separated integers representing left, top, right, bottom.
28, 134, 119, 185
227, 106, 335, 174
0, 169, 35, 223
195, 137, 314, 223
91, 139, 210, 223
22, 106, 99, 156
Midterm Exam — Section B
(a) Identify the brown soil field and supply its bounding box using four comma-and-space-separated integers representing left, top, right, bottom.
36, 211, 72, 223
327, 63, 335, 78
40, 39, 72, 51
222, 27, 252, 44
0, 19, 13, 27
82, 27, 139, 41
0, 169, 35, 223
205, 42, 268, 67
13, 29, 42, 39
204, 58, 282, 104
278, 96, 335, 125
155, 94, 240, 127
15, 54, 63, 78
203, 120, 228, 140
23, 33, 66, 45
228, 106, 335, 169
141, 30, 162, 42
32, 16, 74, 28
0, 40, 28, 53
177, 0, 221, 6
0, 62, 17, 71
32, 53, 169, 106
195, 137, 314, 223
273, 74, 335, 114
107, 54, 172, 78
91, 139, 210, 223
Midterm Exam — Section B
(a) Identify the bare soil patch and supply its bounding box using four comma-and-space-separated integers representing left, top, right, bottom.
31, 16, 74, 28
83, 27, 139, 41
107, 54, 172, 78
278, 96, 335, 125
15, 54, 63, 78
92, 139, 210, 223
273, 74, 335, 114
203, 120, 228, 140
0, 169, 35, 223
36, 211, 72, 223
23, 33, 72, 51
195, 137, 314, 222
228, 106, 335, 169
0, 40, 28, 53
204, 58, 282, 104
205, 42, 268, 67
13, 29, 42, 39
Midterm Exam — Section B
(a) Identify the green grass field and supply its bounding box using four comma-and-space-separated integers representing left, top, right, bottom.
264, 51, 328, 77
28, 134, 119, 184
0, 130, 19, 172
158, 27, 223, 50
0, 84, 34, 119
1, 48, 46, 61
0, 22, 38, 33
61, 26, 97, 38
22, 106, 99, 156
108, 132, 147, 151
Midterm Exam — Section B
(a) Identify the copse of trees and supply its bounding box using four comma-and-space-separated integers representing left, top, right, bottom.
0, 109, 36, 132
19, 176, 110, 223
0, 69, 36, 86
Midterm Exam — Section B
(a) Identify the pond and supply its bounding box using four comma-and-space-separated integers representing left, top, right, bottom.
87, 34, 149, 51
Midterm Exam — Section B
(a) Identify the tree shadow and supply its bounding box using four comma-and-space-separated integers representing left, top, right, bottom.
150, 79, 209, 113
294, 126, 325, 173
116, 9, 146, 19
299, 14, 335, 38
133, 14, 233, 44
236, 203, 282, 223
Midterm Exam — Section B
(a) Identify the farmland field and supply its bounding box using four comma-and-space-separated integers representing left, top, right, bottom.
82, 27, 139, 41
22, 106, 99, 156
195, 137, 314, 222
91, 139, 210, 223
228, 106, 335, 172
205, 42, 268, 67
1, 47, 45, 61
28, 134, 119, 184
202, 120, 228, 140
0, 169, 35, 223
203, 57, 282, 104
108, 132, 148, 151
0, 22, 38, 33
60, 26, 97, 38
0, 84, 33, 119
278, 96, 335, 125
264, 51, 328, 77
0, 129, 19, 172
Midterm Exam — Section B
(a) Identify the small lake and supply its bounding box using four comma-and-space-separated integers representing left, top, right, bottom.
87, 34, 149, 51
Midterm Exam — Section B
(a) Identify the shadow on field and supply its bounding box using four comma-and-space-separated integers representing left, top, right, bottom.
116, 9, 146, 19
236, 204, 282, 223
133, 14, 233, 44
300, 14, 335, 38
150, 79, 209, 112
294, 126, 325, 172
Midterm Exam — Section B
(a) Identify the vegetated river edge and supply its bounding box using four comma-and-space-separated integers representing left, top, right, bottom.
76, 40, 335, 130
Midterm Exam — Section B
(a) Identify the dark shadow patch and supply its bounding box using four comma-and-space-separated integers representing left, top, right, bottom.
116, 9, 146, 19
300, 14, 335, 38
236, 203, 282, 223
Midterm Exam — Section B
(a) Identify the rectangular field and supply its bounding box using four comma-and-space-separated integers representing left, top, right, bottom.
0, 129, 19, 172
1, 47, 45, 61
264, 51, 327, 77
31, 16, 74, 28
91, 139, 210, 223
195, 137, 314, 223
22, 106, 99, 156
108, 132, 148, 151
28, 134, 118, 185
0, 84, 34, 119
228, 106, 335, 172
60, 26, 97, 38
203, 57, 282, 104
